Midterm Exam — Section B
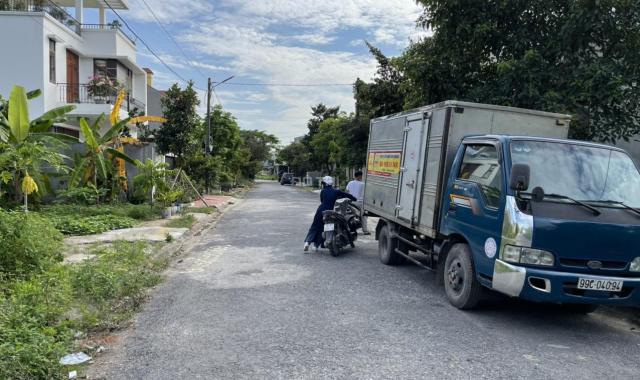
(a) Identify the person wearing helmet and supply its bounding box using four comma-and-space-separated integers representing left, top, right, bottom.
303, 176, 356, 252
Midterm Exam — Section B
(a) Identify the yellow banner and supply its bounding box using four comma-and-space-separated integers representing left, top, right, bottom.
367, 151, 401, 177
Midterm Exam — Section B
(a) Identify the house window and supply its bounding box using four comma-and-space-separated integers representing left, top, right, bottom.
94, 59, 117, 79
49, 39, 56, 83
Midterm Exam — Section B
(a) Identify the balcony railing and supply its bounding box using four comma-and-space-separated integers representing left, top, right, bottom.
0, 0, 81, 35
82, 23, 137, 46
57, 83, 145, 114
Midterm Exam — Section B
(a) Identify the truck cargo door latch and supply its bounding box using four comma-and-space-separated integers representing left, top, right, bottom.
400, 167, 407, 172
403, 127, 412, 132
406, 180, 415, 188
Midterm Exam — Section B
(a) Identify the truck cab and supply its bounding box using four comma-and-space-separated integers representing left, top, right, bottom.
440, 135, 640, 309
364, 101, 640, 311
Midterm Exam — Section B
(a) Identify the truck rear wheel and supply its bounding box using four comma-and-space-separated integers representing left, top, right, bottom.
378, 224, 405, 265
444, 243, 482, 309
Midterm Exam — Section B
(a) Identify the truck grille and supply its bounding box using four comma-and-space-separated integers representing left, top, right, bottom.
559, 258, 627, 270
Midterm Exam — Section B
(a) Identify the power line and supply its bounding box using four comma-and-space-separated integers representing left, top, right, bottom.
134, 0, 209, 80
101, 2, 203, 90
214, 82, 354, 87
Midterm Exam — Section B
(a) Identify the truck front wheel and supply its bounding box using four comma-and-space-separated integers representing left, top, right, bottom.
444, 243, 482, 309
378, 224, 405, 265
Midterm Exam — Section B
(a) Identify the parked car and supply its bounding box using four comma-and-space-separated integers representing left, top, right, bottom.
280, 173, 295, 185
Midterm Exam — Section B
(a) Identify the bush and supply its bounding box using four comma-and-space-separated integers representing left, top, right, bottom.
0, 211, 63, 278
0, 267, 73, 380
0, 241, 168, 378
47, 214, 135, 235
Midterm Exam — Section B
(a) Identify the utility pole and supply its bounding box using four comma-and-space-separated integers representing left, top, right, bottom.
205, 77, 212, 193
206, 77, 212, 155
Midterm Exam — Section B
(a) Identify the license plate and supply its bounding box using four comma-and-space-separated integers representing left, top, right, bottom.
577, 277, 623, 292
324, 223, 334, 232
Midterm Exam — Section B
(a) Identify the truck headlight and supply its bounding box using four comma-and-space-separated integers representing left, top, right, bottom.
631, 257, 640, 272
500, 245, 555, 267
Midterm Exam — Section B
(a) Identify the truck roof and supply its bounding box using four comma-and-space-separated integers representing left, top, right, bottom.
371, 100, 572, 123
464, 134, 627, 153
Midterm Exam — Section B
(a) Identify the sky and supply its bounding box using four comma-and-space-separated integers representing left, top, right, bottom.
102, 0, 428, 144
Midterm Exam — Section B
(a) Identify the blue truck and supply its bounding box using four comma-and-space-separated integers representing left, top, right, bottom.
363, 101, 640, 312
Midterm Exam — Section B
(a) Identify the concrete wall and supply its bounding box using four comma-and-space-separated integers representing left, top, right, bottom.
0, 13, 47, 117
146, 85, 163, 128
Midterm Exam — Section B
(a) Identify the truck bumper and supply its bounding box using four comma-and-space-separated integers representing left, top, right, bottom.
491, 259, 640, 306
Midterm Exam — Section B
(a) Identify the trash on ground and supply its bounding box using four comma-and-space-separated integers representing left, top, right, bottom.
60, 352, 91, 365
68, 370, 77, 379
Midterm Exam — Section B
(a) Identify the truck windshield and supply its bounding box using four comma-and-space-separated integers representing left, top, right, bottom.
510, 140, 640, 208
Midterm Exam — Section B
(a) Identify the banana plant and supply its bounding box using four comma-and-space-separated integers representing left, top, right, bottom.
0, 86, 77, 144
70, 115, 136, 188
0, 85, 76, 205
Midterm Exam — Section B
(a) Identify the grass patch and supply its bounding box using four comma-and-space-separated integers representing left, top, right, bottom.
165, 214, 197, 229
0, 241, 168, 379
183, 206, 216, 214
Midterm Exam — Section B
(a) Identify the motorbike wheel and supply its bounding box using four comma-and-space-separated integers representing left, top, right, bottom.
327, 230, 341, 257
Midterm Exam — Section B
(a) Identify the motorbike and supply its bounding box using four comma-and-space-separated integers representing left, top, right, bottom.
322, 198, 362, 257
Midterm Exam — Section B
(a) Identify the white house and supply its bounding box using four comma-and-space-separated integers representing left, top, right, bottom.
0, 0, 147, 138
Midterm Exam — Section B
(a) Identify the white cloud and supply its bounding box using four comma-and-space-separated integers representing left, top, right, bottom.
130, 0, 428, 143
290, 33, 336, 45
128, 0, 213, 23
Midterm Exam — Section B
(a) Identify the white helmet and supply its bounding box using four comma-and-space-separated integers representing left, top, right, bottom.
322, 176, 334, 186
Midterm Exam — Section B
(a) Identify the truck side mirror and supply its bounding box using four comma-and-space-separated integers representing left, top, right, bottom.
509, 164, 530, 191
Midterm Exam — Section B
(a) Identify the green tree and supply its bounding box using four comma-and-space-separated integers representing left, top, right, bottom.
239, 129, 279, 179
310, 117, 349, 175
277, 141, 312, 177
399, 0, 640, 142
155, 82, 201, 166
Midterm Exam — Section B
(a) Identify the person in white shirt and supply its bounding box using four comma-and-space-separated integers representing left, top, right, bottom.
346, 171, 370, 234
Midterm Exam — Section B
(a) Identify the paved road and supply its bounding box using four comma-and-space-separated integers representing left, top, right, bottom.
96, 181, 640, 379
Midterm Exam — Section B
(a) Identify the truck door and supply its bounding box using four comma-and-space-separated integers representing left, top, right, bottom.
444, 141, 506, 277
397, 114, 429, 223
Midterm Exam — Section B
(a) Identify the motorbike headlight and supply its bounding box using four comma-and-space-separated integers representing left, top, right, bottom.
631, 257, 640, 272
500, 245, 555, 267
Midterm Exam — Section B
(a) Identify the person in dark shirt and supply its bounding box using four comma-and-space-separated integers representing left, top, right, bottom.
304, 176, 356, 252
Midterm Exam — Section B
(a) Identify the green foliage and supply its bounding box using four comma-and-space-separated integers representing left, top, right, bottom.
46, 214, 135, 235
397, 0, 640, 142
0, 211, 63, 278
133, 159, 175, 204
165, 214, 196, 229
55, 185, 108, 205
0, 86, 76, 204
40, 203, 162, 221
0, 268, 73, 380
0, 241, 168, 378
71, 115, 136, 194
239, 130, 279, 179
155, 82, 201, 166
